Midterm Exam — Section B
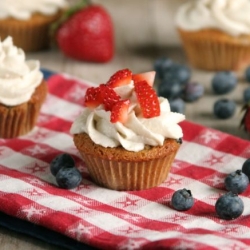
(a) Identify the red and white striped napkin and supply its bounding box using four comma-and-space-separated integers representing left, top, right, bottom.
1, 71, 250, 250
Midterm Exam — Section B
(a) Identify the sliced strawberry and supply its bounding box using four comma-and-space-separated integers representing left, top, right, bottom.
132, 71, 156, 86
84, 84, 120, 110
84, 86, 102, 108
99, 84, 120, 111
111, 99, 130, 123
134, 80, 160, 118
106, 68, 132, 88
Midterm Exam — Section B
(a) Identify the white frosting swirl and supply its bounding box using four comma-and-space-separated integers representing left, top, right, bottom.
0, 0, 67, 20
0, 36, 43, 106
176, 0, 250, 36
70, 82, 185, 152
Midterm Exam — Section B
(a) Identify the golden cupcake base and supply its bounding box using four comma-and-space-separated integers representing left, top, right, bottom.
73, 133, 181, 191
178, 28, 250, 71
0, 11, 64, 52
0, 80, 47, 138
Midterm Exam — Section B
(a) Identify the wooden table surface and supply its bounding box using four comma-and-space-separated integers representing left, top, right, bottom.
1, 44, 250, 249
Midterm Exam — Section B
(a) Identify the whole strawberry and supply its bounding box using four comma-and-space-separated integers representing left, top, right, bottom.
55, 1, 114, 62
241, 104, 250, 133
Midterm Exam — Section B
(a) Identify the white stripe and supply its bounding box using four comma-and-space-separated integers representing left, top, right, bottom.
184, 218, 250, 238
84, 213, 129, 231
176, 141, 246, 173
37, 195, 84, 210
177, 233, 248, 249
41, 94, 82, 122
84, 188, 131, 204
0, 152, 39, 170
0, 177, 36, 193
43, 132, 74, 151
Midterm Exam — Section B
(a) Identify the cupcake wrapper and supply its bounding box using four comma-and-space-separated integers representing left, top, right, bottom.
0, 102, 39, 138
0, 81, 47, 138
178, 28, 250, 71
79, 151, 177, 191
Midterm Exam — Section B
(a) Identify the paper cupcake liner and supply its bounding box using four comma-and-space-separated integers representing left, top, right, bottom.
0, 11, 63, 52
178, 28, 250, 71
79, 151, 177, 191
0, 81, 47, 138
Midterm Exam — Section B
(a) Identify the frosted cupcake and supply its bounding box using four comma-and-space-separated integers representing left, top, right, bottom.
0, 36, 47, 138
0, 0, 68, 52
176, 0, 250, 71
70, 69, 185, 191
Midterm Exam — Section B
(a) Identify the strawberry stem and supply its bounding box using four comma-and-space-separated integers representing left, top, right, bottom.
66, 0, 91, 17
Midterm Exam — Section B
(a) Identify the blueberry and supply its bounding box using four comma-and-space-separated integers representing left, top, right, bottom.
154, 57, 173, 80
212, 71, 237, 95
162, 63, 191, 85
243, 87, 250, 103
245, 66, 250, 83
158, 81, 183, 100
56, 166, 82, 189
169, 98, 185, 114
50, 153, 75, 176
242, 158, 250, 180
183, 82, 204, 102
171, 188, 194, 211
215, 192, 244, 220
176, 138, 183, 144
213, 99, 236, 119
224, 170, 249, 194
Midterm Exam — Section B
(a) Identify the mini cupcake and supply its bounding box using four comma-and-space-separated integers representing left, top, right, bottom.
0, 36, 47, 138
70, 69, 185, 191
0, 0, 68, 52
176, 0, 250, 71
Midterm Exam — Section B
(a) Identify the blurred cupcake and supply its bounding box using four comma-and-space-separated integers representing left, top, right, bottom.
0, 36, 47, 138
176, 0, 250, 71
70, 69, 185, 191
0, 0, 68, 52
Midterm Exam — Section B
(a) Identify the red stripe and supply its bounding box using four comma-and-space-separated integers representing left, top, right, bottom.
143, 238, 220, 250
47, 74, 88, 106
38, 114, 72, 134
181, 120, 250, 157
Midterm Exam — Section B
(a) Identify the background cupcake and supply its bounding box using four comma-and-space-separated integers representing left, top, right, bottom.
176, 0, 250, 71
0, 0, 68, 52
0, 36, 47, 138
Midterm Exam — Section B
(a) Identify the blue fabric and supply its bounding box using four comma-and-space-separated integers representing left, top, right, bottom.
0, 212, 97, 250
41, 68, 56, 79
